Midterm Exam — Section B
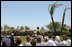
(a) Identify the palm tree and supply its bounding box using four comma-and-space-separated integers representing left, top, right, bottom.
4, 25, 9, 31
10, 27, 15, 32
46, 22, 61, 31
3, 25, 9, 35
1, 26, 3, 31
16, 26, 20, 31
48, 2, 63, 32
40, 27, 46, 34
61, 7, 70, 33
25, 26, 30, 30
20, 26, 24, 31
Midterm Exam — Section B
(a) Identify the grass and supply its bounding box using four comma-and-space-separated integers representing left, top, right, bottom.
60, 36, 71, 40
20, 36, 26, 45
67, 36, 71, 39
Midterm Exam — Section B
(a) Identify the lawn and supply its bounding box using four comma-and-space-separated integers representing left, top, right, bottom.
60, 36, 71, 40
20, 36, 26, 45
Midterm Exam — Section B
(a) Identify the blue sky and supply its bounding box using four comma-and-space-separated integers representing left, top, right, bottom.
1, 1, 71, 30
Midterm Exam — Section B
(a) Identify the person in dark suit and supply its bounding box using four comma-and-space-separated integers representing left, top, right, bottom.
10, 33, 14, 46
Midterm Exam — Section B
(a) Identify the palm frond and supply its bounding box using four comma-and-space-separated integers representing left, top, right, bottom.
64, 7, 70, 12
54, 4, 63, 9
48, 4, 51, 12
49, 2, 63, 16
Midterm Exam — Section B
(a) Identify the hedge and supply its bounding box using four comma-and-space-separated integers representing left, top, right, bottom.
1, 31, 71, 37
45, 31, 71, 37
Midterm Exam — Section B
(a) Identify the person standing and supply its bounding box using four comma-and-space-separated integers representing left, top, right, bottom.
10, 33, 14, 46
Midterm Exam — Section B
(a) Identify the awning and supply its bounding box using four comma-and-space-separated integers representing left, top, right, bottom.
66, 27, 71, 30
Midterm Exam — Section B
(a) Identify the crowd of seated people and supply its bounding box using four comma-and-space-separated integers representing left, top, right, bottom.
1, 33, 71, 46
25, 34, 71, 46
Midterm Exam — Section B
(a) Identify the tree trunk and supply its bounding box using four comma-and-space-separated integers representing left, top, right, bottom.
51, 15, 56, 32
61, 12, 65, 33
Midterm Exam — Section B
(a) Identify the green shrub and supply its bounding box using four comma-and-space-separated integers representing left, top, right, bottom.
62, 31, 71, 36
45, 31, 71, 37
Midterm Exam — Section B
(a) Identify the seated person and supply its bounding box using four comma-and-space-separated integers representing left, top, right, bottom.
54, 36, 60, 44
36, 36, 45, 46
61, 35, 69, 46
38, 35, 44, 42
24, 35, 31, 46
46, 35, 56, 46
42, 37, 48, 46
31, 39, 36, 46
16, 38, 23, 46
48, 34, 53, 40
54, 36, 64, 46
46, 40, 56, 46
67, 39, 71, 46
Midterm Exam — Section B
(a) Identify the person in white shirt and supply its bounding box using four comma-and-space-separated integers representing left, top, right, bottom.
36, 36, 45, 46
46, 34, 56, 46
24, 35, 31, 46
42, 37, 48, 46
62, 40, 69, 46
54, 36, 60, 44
46, 40, 56, 46
54, 36, 65, 46
38, 35, 44, 42
25, 41, 31, 46
61, 35, 69, 46
18, 44, 23, 46
67, 39, 71, 46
